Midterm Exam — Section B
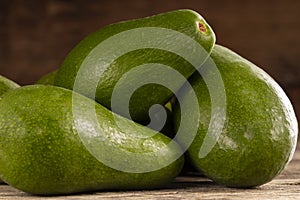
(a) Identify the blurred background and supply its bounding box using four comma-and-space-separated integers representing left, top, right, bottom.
0, 0, 299, 122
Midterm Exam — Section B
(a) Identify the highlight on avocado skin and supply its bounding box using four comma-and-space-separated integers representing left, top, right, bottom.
173, 45, 298, 188
0, 85, 184, 195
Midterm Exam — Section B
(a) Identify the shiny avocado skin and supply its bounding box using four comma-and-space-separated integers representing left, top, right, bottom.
173, 45, 298, 188
0, 85, 184, 195
54, 9, 216, 123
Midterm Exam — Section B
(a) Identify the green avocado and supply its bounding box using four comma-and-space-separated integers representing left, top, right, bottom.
0, 85, 184, 195
54, 9, 215, 123
0, 75, 19, 184
0, 75, 19, 98
173, 45, 298, 187
36, 70, 58, 85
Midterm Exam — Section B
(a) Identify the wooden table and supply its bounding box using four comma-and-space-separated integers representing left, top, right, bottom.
0, 149, 299, 199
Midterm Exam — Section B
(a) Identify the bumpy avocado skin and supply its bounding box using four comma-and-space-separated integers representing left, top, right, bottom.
0, 75, 19, 184
173, 45, 298, 188
54, 9, 216, 123
0, 85, 184, 195
36, 70, 58, 85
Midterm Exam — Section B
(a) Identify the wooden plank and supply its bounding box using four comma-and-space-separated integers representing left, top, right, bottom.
0, 148, 299, 199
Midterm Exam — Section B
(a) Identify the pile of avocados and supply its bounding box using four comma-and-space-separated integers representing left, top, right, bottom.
0, 9, 298, 195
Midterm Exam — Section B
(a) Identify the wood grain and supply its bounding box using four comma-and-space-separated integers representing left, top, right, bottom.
0, 149, 299, 199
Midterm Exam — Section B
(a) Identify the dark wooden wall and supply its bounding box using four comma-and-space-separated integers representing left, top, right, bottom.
0, 0, 300, 119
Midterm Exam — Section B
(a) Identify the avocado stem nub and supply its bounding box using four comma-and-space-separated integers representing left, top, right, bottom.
197, 21, 206, 33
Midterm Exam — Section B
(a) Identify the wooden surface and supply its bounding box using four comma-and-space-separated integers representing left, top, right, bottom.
0, 148, 299, 199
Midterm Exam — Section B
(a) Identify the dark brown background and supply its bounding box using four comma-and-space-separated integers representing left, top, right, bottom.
0, 0, 300, 121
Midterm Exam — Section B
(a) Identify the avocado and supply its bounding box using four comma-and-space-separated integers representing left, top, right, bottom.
173, 45, 298, 187
0, 85, 184, 195
0, 75, 19, 184
54, 9, 215, 124
36, 70, 58, 85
